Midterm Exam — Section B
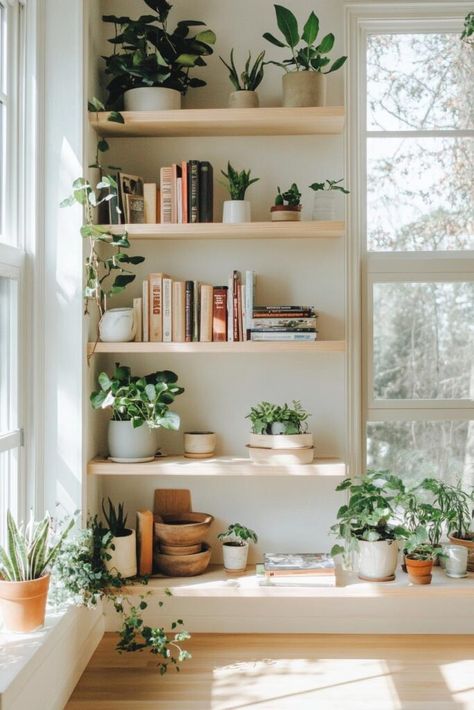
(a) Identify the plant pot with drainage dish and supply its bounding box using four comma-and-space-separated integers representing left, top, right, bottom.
90, 363, 184, 462
218, 523, 258, 573
102, 498, 137, 578
403, 528, 443, 586
220, 49, 265, 108
246, 400, 313, 463
270, 183, 302, 221
220, 162, 259, 223
309, 179, 349, 220
102, 3, 216, 111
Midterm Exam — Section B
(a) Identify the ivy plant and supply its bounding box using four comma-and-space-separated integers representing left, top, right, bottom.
219, 49, 265, 91
246, 400, 310, 435
217, 523, 258, 546
220, 162, 260, 201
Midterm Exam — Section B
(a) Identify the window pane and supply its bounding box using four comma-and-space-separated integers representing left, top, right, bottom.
373, 282, 474, 400
0, 448, 19, 544
0, 275, 18, 434
367, 33, 474, 131
367, 420, 473, 486
0, 3, 5, 94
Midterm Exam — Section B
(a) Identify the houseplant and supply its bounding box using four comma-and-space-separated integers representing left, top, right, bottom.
246, 400, 313, 463
0, 511, 73, 632
270, 183, 302, 221
102, 1, 216, 110
309, 179, 350, 220
90, 363, 184, 461
220, 49, 265, 108
102, 499, 137, 578
263, 5, 347, 107
217, 523, 258, 572
403, 527, 443, 586
220, 162, 259, 223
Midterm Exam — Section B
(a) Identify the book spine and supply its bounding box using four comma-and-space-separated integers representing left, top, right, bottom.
253, 312, 315, 319
240, 284, 246, 341
133, 297, 143, 342
213, 287, 228, 342
188, 160, 200, 223
251, 317, 318, 329
253, 306, 316, 314
181, 161, 188, 224
227, 273, 233, 342
171, 164, 180, 224
232, 271, 240, 341
156, 188, 161, 223
250, 332, 317, 341
251, 327, 317, 333
199, 161, 213, 223
199, 284, 213, 342
162, 277, 173, 342
177, 177, 183, 224
245, 270, 255, 338
142, 280, 149, 342
160, 167, 173, 224
172, 281, 186, 342
185, 280, 194, 343
143, 183, 157, 224
149, 273, 164, 342
192, 281, 199, 341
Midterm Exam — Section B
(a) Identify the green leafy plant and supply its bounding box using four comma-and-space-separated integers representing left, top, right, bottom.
220, 162, 260, 200
263, 5, 347, 73
461, 12, 474, 43
274, 183, 301, 207
217, 523, 258, 546
309, 179, 349, 194
102, 498, 130, 537
220, 49, 265, 91
402, 527, 443, 562
246, 400, 310, 435
421, 478, 474, 540
90, 363, 184, 430
102, 1, 216, 107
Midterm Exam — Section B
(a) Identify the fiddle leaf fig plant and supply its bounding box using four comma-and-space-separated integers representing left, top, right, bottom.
220, 162, 260, 200
220, 49, 266, 91
246, 400, 310, 435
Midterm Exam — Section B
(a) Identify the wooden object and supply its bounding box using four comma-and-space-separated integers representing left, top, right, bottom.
160, 543, 202, 556
154, 543, 212, 577
154, 513, 213, 546
88, 340, 346, 355
153, 489, 191, 517
135, 510, 153, 577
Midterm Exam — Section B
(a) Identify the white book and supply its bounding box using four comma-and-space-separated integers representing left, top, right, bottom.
177, 177, 182, 224
245, 270, 256, 335
250, 331, 317, 341
133, 297, 143, 342
259, 575, 336, 588
143, 183, 157, 224
227, 273, 233, 342
162, 277, 173, 342
193, 280, 200, 341
142, 280, 149, 342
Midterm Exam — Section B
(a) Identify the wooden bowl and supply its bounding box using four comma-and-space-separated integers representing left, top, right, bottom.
154, 512, 213, 546
155, 543, 212, 577
160, 542, 202, 556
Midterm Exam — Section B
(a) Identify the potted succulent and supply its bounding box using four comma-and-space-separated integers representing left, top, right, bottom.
0, 511, 73, 632
102, 499, 137, 578
246, 400, 313, 464
271, 184, 302, 221
102, 1, 216, 111
309, 179, 350, 220
90, 363, 184, 462
263, 5, 347, 107
220, 49, 265, 108
403, 527, 443, 586
217, 523, 258, 572
331, 470, 406, 582
220, 162, 259, 223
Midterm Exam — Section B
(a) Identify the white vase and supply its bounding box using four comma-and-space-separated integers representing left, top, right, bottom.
222, 542, 249, 572
108, 420, 159, 461
99, 308, 136, 342
282, 71, 326, 107
228, 90, 259, 108
123, 87, 181, 111
312, 192, 336, 220
444, 544, 468, 577
357, 539, 399, 581
184, 432, 217, 458
105, 530, 137, 578
222, 200, 251, 223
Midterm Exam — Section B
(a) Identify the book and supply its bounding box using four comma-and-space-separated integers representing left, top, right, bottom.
212, 287, 228, 342
185, 280, 194, 342
181, 161, 188, 224
227, 273, 234, 342
156, 188, 161, 223
240, 283, 246, 341
250, 332, 317, 341
253, 311, 316, 319
254, 306, 316, 314
199, 161, 213, 223
251, 327, 317, 333
245, 270, 256, 338
177, 176, 183, 223
149, 273, 167, 342
162, 277, 173, 342
118, 172, 144, 222
136, 510, 154, 577
143, 183, 157, 224
142, 280, 149, 342
192, 280, 200, 341
263, 553, 335, 576
187, 160, 200, 223
172, 281, 186, 342
250, 317, 318, 329
232, 271, 241, 341
133, 297, 143, 342
160, 166, 173, 224
199, 284, 213, 342
125, 193, 145, 224
171, 164, 180, 224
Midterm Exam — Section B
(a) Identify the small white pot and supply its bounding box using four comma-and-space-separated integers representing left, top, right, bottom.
223, 200, 251, 224
123, 87, 181, 111
108, 420, 159, 461
228, 90, 259, 109
99, 308, 136, 343
282, 71, 326, 107
357, 539, 399, 581
312, 192, 336, 221
184, 432, 217, 458
222, 541, 249, 572
105, 530, 137, 578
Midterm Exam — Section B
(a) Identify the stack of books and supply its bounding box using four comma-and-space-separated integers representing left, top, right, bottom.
258, 553, 336, 587
160, 160, 213, 224
250, 306, 318, 341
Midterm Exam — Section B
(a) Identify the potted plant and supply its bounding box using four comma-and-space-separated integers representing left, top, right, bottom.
330, 470, 406, 582
220, 49, 265, 108
246, 400, 313, 464
398, 481, 444, 572
270, 183, 302, 221
263, 5, 347, 107
217, 523, 258, 572
403, 527, 443, 586
220, 162, 259, 223
309, 179, 350, 220
0, 511, 73, 632
90, 363, 184, 462
102, 498, 137, 578
102, 2, 216, 111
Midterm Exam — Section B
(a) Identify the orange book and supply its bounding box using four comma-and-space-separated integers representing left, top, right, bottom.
136, 510, 153, 577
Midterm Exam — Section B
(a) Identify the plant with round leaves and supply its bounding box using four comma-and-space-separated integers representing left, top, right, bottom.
309, 179, 350, 194
217, 523, 258, 547
402, 526, 444, 562
275, 183, 301, 207
246, 400, 310, 435
219, 49, 266, 91
220, 162, 260, 200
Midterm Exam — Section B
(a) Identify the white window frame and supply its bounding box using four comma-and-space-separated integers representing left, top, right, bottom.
346, 2, 474, 475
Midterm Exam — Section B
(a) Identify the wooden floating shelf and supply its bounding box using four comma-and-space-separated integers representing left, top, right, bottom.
88, 340, 346, 356
87, 456, 346, 477
102, 221, 345, 240
89, 106, 345, 138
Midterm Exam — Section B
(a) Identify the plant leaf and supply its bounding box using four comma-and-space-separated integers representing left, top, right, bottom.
274, 4, 299, 48
302, 12, 319, 45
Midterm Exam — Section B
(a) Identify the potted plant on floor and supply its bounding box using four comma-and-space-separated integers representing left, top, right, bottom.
102, 2, 216, 111
90, 363, 184, 462
246, 400, 313, 463
403, 527, 443, 586
220, 49, 265, 108
220, 162, 259, 223
0, 511, 73, 632
309, 179, 350, 220
263, 5, 347, 107
217, 523, 258, 572
270, 184, 302, 221
102, 499, 137, 578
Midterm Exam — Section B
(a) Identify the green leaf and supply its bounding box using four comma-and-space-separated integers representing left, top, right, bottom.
302, 12, 319, 45
316, 33, 334, 54
97, 138, 109, 153
88, 97, 105, 113
331, 544, 345, 557
98, 372, 112, 391
262, 32, 287, 48
274, 4, 299, 48
112, 274, 136, 289
324, 55, 347, 74
195, 29, 216, 45
175, 53, 199, 67
108, 111, 125, 124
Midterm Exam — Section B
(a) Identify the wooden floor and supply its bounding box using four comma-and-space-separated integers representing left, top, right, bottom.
66, 633, 474, 709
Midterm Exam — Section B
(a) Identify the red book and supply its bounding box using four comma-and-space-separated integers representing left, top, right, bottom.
212, 287, 228, 342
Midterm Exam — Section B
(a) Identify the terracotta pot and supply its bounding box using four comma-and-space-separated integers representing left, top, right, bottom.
0, 574, 50, 632
448, 534, 474, 572
270, 205, 302, 222
282, 71, 326, 107
229, 90, 259, 108
406, 556, 433, 585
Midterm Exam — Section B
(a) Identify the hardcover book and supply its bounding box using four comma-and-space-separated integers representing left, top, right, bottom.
136, 510, 154, 577
172, 281, 186, 342
199, 161, 213, 223
142, 280, 149, 342
200, 284, 213, 342
187, 160, 200, 223
263, 553, 335, 576
143, 183, 157, 224
185, 280, 194, 342
149, 273, 168, 342
213, 286, 228, 342
160, 166, 173, 224
133, 297, 142, 342
250, 332, 317, 341
162, 277, 173, 343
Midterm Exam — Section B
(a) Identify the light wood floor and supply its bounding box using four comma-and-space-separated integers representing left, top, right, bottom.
66, 633, 474, 709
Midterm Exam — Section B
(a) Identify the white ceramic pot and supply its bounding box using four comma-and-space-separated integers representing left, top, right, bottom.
282, 71, 326, 107
444, 544, 468, 577
222, 541, 249, 572
357, 539, 399, 581
312, 192, 336, 220
108, 420, 159, 461
249, 433, 313, 450
184, 432, 217, 458
228, 90, 259, 108
99, 308, 136, 343
222, 200, 251, 223
123, 87, 181, 111
105, 530, 137, 578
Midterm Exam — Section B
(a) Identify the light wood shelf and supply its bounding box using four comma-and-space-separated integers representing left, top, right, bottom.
89, 106, 345, 138
103, 221, 345, 240
87, 456, 346, 477
87, 340, 346, 356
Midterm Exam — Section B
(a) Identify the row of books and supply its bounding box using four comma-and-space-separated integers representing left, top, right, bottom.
160, 161, 213, 224
252, 306, 318, 342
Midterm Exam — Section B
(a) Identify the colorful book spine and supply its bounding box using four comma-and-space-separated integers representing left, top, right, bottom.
245, 270, 255, 338
149, 273, 166, 342
160, 167, 173, 224
162, 277, 173, 342
233, 271, 241, 341
213, 287, 228, 342
177, 176, 183, 224
192, 281, 200, 341
172, 281, 186, 342
142, 280, 149, 342
185, 280, 194, 343
250, 317, 317, 329
199, 284, 213, 342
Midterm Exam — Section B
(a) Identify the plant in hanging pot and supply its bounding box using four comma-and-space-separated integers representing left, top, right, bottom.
90, 363, 184, 462
102, 1, 216, 111
220, 162, 259, 223
217, 523, 258, 573
101, 499, 137, 578
270, 183, 302, 221
220, 49, 265, 108
246, 400, 313, 464
263, 5, 347, 107
402, 527, 444, 586
309, 179, 349, 220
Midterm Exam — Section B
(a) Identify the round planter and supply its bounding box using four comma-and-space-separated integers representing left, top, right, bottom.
123, 87, 181, 111
282, 71, 326, 107
99, 308, 136, 343
222, 200, 251, 224
406, 556, 433, 585
249, 433, 313, 450
107, 420, 159, 462
105, 529, 137, 578
270, 205, 302, 222
444, 543, 468, 578
184, 432, 217, 459
312, 192, 336, 221
0, 574, 50, 632
448, 533, 474, 572
222, 541, 249, 572
357, 539, 399, 582
229, 90, 259, 108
